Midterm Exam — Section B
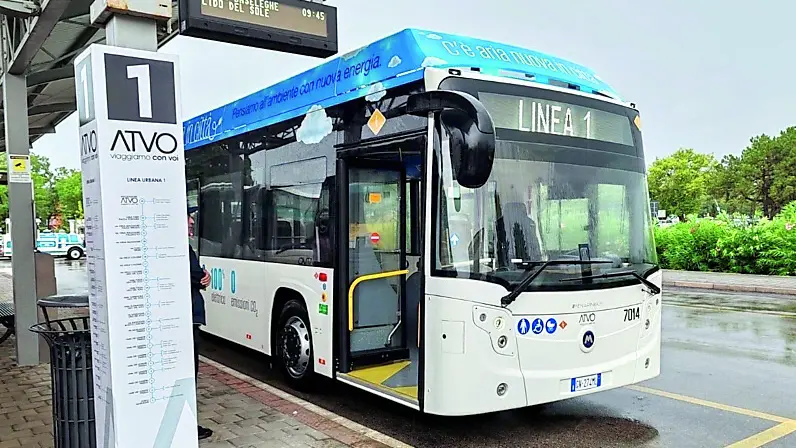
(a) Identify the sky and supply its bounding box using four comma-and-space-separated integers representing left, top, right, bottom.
31, 0, 796, 170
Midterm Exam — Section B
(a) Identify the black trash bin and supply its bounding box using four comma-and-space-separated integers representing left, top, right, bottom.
30, 317, 96, 448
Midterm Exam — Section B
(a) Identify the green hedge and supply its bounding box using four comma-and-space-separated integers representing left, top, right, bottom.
653, 202, 796, 275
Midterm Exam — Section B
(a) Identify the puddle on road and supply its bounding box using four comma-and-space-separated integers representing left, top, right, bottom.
408, 406, 660, 448
59, 259, 87, 272
664, 305, 796, 366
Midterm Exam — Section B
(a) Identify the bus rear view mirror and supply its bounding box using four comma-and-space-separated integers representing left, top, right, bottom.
407, 90, 496, 189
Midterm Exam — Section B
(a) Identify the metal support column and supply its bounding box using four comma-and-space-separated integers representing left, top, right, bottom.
2, 72, 40, 366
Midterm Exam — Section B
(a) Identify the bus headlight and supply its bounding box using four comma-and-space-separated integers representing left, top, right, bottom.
472, 306, 515, 357
639, 287, 660, 339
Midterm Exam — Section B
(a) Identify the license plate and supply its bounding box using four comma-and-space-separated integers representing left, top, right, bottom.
570, 373, 602, 392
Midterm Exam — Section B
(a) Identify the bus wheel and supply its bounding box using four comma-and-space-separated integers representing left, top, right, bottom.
67, 247, 83, 260
276, 299, 314, 390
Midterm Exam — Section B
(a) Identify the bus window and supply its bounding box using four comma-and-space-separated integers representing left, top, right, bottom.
265, 183, 329, 266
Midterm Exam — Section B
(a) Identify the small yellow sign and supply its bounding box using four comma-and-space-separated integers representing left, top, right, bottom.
7, 155, 31, 183
634, 115, 642, 130
367, 109, 386, 135
11, 157, 26, 172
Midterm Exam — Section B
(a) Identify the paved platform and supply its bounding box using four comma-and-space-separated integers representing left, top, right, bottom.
663, 269, 796, 296
0, 333, 406, 448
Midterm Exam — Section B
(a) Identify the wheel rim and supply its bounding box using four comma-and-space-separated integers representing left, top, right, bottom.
70, 250, 79, 258
279, 315, 310, 378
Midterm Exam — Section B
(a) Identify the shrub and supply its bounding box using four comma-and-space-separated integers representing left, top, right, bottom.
654, 218, 726, 272
714, 222, 766, 274
756, 202, 796, 275
655, 201, 796, 275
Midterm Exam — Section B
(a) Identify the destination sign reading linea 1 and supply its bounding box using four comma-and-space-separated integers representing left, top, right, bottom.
179, 0, 338, 58
480, 92, 635, 146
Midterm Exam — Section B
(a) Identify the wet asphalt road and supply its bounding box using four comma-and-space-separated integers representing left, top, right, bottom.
14, 259, 796, 447
199, 293, 796, 448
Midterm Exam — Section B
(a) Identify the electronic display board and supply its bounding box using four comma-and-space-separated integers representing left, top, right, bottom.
179, 0, 338, 58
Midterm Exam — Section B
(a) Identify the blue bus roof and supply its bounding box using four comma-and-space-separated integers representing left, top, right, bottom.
183, 28, 619, 150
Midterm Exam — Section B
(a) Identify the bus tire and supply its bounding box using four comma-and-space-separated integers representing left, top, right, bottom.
275, 299, 315, 390
66, 247, 84, 260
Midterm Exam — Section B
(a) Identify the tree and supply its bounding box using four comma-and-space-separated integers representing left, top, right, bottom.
54, 168, 83, 220
708, 154, 755, 216
647, 148, 717, 219
712, 127, 796, 219
0, 154, 84, 228
28, 154, 59, 224
768, 127, 796, 216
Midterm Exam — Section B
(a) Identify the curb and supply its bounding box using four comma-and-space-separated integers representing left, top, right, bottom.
199, 355, 412, 448
663, 281, 796, 297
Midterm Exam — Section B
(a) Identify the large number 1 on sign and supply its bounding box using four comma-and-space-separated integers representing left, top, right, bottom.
80, 65, 89, 113
126, 64, 153, 119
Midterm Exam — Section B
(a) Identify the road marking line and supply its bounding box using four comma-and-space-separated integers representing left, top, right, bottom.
725, 421, 796, 448
627, 385, 792, 423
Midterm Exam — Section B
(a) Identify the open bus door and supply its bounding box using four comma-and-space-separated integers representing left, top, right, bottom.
334, 132, 424, 407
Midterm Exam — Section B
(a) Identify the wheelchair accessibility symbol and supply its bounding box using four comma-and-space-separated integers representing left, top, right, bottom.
518, 318, 546, 335
531, 318, 544, 334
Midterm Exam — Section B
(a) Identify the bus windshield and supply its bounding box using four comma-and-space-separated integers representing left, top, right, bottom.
433, 79, 657, 292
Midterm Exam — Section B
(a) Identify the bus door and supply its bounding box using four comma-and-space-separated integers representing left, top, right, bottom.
335, 131, 425, 406
340, 159, 409, 365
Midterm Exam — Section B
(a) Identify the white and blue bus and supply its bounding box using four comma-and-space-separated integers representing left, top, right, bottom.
2, 231, 85, 260
183, 28, 661, 416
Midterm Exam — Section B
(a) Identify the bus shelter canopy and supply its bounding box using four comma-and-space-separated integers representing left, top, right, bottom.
0, 0, 179, 151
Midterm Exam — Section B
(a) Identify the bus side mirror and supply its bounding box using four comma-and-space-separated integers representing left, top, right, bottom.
407, 90, 495, 188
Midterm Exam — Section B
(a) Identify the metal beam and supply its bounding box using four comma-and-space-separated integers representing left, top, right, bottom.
7, 0, 72, 75
61, 0, 94, 20
0, 102, 76, 115
0, 0, 40, 19
0, 125, 55, 139
28, 101, 75, 115
26, 66, 73, 87
28, 124, 55, 135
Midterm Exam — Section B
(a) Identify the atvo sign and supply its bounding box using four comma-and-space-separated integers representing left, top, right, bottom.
80, 128, 99, 164
104, 53, 182, 163
110, 130, 178, 154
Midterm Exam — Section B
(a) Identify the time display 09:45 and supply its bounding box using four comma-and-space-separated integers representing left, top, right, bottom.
302, 7, 325, 20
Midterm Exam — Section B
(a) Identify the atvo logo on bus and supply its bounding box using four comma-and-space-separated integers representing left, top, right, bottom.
579, 312, 596, 325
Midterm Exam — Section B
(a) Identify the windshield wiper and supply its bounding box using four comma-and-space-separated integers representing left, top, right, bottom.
560, 270, 661, 295
500, 260, 613, 307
